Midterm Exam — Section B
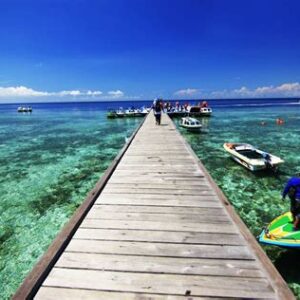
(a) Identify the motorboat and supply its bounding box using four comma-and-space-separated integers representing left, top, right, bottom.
200, 106, 212, 116
124, 108, 136, 117
259, 212, 300, 248
115, 108, 125, 118
187, 106, 201, 116
124, 108, 148, 117
180, 117, 202, 132
140, 107, 151, 116
199, 101, 212, 116
187, 101, 212, 117
166, 108, 187, 118
106, 109, 117, 118
223, 143, 284, 171
18, 106, 32, 112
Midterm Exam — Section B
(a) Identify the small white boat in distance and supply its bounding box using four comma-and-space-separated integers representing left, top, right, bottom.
17, 106, 32, 112
180, 117, 202, 132
200, 106, 212, 116
223, 143, 284, 171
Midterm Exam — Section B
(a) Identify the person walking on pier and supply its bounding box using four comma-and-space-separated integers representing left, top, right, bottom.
154, 98, 163, 125
282, 174, 300, 230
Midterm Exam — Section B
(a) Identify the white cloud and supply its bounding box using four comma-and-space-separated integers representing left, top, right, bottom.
174, 88, 199, 96
211, 82, 300, 98
58, 90, 82, 96
108, 90, 124, 98
0, 86, 49, 97
87, 90, 103, 96
0, 86, 105, 99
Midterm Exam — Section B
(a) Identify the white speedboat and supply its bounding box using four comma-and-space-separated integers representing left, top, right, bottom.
124, 108, 136, 117
200, 106, 212, 116
115, 108, 125, 118
187, 105, 212, 117
180, 117, 202, 132
17, 106, 32, 112
223, 143, 284, 171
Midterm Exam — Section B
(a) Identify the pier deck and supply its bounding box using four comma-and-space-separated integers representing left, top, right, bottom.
17, 113, 294, 299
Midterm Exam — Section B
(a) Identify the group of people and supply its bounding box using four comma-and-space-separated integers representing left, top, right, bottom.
152, 99, 210, 125
260, 118, 285, 126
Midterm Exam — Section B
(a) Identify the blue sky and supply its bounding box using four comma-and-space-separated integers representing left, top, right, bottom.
0, 0, 300, 102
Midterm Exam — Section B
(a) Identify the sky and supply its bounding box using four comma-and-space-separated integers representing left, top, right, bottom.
0, 0, 300, 102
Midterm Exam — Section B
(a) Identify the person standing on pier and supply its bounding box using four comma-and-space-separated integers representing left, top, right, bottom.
282, 174, 300, 230
154, 98, 163, 125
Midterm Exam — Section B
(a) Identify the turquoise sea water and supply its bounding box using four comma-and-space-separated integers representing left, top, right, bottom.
0, 102, 142, 299
175, 103, 300, 297
1, 100, 300, 298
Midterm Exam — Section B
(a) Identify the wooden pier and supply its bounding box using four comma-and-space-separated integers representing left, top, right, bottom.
14, 113, 294, 299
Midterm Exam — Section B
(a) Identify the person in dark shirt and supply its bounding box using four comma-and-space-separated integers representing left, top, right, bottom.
154, 99, 163, 125
282, 175, 300, 230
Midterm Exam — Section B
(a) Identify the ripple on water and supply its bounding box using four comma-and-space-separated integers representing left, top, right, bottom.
176, 105, 300, 297
0, 107, 141, 299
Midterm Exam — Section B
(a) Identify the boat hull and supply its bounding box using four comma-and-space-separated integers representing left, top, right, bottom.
223, 143, 284, 172
231, 156, 262, 171
259, 212, 300, 248
180, 125, 202, 132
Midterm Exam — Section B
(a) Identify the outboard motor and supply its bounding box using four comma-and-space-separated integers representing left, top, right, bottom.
263, 153, 276, 171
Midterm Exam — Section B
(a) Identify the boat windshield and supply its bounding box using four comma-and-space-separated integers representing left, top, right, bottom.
236, 149, 263, 159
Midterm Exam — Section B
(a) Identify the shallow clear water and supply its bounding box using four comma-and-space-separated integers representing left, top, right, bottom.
0, 102, 143, 299
1, 100, 300, 298
175, 104, 300, 297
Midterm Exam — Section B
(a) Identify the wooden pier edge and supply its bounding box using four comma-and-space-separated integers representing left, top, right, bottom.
12, 117, 147, 300
169, 114, 295, 299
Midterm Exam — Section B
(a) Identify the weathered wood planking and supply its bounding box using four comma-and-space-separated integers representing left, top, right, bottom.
35, 287, 226, 300
55, 252, 262, 277
32, 112, 294, 299
73, 228, 244, 245
40, 268, 275, 299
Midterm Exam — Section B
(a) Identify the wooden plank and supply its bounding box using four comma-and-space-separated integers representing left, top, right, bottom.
73, 228, 244, 245
108, 177, 207, 184
96, 198, 223, 208
112, 169, 204, 176
105, 182, 211, 189
102, 187, 216, 195
41, 268, 275, 298
85, 211, 230, 223
109, 177, 206, 183
115, 165, 201, 171
65, 239, 251, 260
56, 252, 263, 277
36, 287, 218, 300
91, 204, 226, 215
97, 192, 218, 200
80, 219, 237, 233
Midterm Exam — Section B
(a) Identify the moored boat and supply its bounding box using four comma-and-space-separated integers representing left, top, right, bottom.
223, 142, 284, 171
187, 101, 212, 117
124, 108, 136, 117
199, 101, 212, 116
200, 106, 212, 116
115, 108, 125, 118
106, 109, 117, 118
17, 106, 32, 112
180, 117, 202, 132
259, 212, 300, 248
